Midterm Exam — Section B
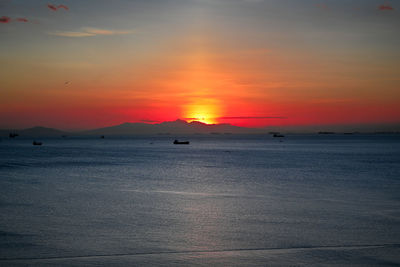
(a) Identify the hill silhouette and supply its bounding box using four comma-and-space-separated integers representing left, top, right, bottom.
1, 120, 399, 137
82, 119, 264, 135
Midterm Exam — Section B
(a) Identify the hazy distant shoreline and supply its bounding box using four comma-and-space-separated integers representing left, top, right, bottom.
1, 120, 400, 138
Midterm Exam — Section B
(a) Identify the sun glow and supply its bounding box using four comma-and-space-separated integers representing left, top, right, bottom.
184, 102, 220, 124
186, 115, 216, 125
174, 46, 229, 125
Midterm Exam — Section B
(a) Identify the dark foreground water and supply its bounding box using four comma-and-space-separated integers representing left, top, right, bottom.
0, 134, 400, 266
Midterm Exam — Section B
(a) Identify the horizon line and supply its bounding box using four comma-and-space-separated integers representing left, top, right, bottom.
1, 119, 400, 133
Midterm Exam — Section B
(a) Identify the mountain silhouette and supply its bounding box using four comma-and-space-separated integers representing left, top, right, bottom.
2, 120, 399, 137
82, 119, 264, 135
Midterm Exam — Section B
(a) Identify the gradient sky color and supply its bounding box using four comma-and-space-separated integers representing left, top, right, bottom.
1, 0, 399, 130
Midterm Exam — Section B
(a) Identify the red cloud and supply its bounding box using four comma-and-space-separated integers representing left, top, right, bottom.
0, 16, 11, 23
47, 3, 69, 11
16, 18, 28, 22
47, 4, 58, 11
379, 4, 394, 10
58, 4, 69, 10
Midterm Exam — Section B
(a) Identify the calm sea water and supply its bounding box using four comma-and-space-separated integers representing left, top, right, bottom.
0, 134, 399, 266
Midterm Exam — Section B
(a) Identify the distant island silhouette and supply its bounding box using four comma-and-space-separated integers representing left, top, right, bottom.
0, 120, 260, 137
0, 119, 399, 137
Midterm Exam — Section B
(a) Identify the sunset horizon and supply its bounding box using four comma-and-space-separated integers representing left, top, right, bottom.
1, 0, 399, 131
1, 117, 400, 134
1, 1, 400, 265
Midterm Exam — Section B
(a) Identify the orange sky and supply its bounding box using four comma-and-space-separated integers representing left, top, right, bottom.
1, 0, 399, 130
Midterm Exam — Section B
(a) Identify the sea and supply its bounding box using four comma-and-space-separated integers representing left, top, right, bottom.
0, 134, 399, 266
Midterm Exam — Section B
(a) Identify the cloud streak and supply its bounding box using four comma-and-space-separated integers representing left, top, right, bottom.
48, 31, 96, 37
218, 116, 288, 120
47, 4, 57, 11
57, 4, 69, 10
16, 18, 28, 22
0, 16, 11, 24
378, 4, 394, 10
47, 4, 69, 11
184, 116, 287, 121
48, 27, 133, 37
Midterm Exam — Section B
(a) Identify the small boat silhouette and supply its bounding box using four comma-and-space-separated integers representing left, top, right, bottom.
33, 141, 42, 146
273, 133, 284, 138
173, 140, 190, 145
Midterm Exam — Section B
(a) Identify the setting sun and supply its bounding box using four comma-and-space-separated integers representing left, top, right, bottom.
0, 0, 399, 131
1, 1, 400, 265
183, 101, 220, 125
186, 115, 216, 125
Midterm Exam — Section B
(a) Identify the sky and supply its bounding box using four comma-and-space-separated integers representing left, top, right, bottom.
1, 0, 399, 130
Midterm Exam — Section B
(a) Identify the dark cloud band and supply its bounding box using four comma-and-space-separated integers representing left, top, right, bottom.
184, 116, 287, 120
218, 116, 287, 120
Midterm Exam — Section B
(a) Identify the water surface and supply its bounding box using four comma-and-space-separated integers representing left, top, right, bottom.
1, 134, 399, 265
